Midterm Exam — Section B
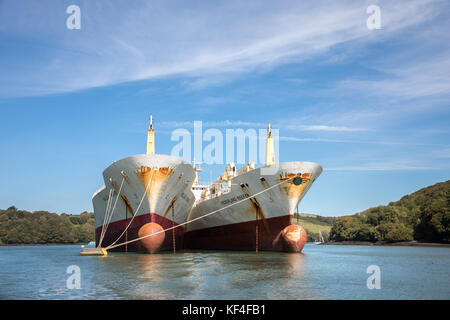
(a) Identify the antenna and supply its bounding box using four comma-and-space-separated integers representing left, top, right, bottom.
149, 115, 154, 130
265, 122, 275, 166
146, 115, 155, 155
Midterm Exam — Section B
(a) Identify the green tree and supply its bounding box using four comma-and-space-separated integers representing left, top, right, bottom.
329, 180, 449, 243
0, 207, 95, 245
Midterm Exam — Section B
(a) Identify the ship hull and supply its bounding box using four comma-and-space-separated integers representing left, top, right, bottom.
184, 161, 322, 252
92, 154, 195, 252
184, 214, 292, 251
95, 213, 185, 252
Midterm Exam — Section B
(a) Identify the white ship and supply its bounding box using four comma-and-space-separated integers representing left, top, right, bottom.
184, 124, 322, 252
92, 116, 195, 252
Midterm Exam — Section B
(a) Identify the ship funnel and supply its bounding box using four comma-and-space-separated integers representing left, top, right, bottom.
265, 122, 275, 166
146, 115, 155, 155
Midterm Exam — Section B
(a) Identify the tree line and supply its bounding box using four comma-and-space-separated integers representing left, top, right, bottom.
2, 180, 448, 245
0, 206, 95, 245
329, 180, 450, 243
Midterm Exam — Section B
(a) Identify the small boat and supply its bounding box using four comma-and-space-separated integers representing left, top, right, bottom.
315, 231, 325, 244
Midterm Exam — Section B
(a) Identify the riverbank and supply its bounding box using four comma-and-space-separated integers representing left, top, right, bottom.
4, 241, 449, 248
0, 242, 90, 247
2, 244, 449, 299
321, 240, 450, 247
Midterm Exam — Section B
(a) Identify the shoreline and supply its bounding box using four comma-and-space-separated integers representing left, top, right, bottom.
0, 242, 91, 247
2, 241, 449, 248
320, 240, 450, 247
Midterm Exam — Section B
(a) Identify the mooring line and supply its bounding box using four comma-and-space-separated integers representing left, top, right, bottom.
106, 176, 294, 250
97, 188, 113, 248
172, 205, 176, 253
99, 179, 123, 246
106, 167, 155, 248
99, 177, 125, 247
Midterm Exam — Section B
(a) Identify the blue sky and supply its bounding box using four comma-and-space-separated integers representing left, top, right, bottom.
0, 0, 449, 216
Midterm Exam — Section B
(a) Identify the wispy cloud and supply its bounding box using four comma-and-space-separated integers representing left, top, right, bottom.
281, 136, 362, 144
280, 136, 446, 146
198, 97, 228, 107
159, 120, 369, 132
159, 120, 267, 128
0, 0, 443, 97
432, 148, 450, 158
325, 163, 439, 171
287, 125, 368, 132
336, 55, 450, 100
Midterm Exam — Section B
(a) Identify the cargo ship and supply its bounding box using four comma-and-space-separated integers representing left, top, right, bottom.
92, 116, 196, 253
92, 117, 322, 253
184, 124, 322, 252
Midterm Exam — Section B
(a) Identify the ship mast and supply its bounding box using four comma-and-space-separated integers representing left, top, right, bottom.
192, 160, 203, 186
146, 115, 155, 155
265, 122, 275, 166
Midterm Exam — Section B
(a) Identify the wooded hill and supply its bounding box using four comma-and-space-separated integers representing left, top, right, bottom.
0, 206, 95, 245
4, 179, 448, 246
292, 213, 335, 242
329, 180, 450, 243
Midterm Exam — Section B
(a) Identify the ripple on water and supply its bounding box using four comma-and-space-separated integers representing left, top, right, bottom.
0, 245, 449, 299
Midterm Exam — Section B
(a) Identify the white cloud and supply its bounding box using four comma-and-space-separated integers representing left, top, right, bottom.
432, 148, 450, 158
280, 135, 446, 146
336, 55, 450, 99
0, 0, 443, 97
325, 164, 437, 171
160, 120, 267, 128
280, 136, 363, 143
291, 125, 368, 132
159, 120, 368, 132
198, 97, 228, 106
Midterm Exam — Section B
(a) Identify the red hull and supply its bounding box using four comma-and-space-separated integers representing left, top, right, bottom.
184, 215, 293, 252
95, 213, 184, 252
97, 213, 296, 252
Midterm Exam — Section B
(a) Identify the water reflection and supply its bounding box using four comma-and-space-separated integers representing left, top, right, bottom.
2, 245, 448, 299
92, 250, 310, 299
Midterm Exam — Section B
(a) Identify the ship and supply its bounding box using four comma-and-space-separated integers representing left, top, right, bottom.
184, 124, 322, 252
92, 117, 322, 254
92, 116, 196, 253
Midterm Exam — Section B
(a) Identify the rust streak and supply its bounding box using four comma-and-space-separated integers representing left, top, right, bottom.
249, 198, 271, 235
301, 173, 312, 179
259, 179, 275, 201
120, 195, 135, 216
162, 198, 176, 218
278, 172, 312, 199
241, 184, 271, 234
110, 179, 119, 193
162, 182, 190, 218
135, 166, 175, 200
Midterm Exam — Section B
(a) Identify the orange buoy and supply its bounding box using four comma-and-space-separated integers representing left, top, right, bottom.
280, 224, 307, 252
138, 222, 165, 253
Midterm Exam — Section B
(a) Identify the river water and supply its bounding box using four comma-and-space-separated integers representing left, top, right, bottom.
0, 244, 448, 299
